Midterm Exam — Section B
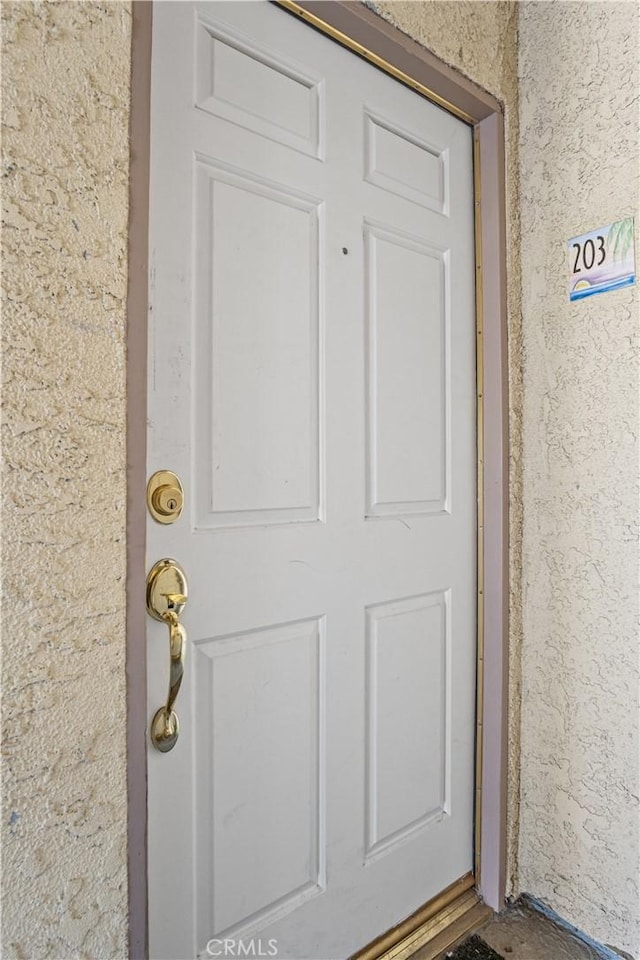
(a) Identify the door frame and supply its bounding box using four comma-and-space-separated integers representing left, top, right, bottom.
126, 3, 509, 958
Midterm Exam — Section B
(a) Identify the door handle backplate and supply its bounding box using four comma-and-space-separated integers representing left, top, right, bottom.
147, 558, 188, 752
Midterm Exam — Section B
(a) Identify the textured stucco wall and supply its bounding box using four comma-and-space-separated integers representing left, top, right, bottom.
4, 0, 637, 955
518, 2, 640, 955
1, 2, 132, 957
366, 0, 524, 895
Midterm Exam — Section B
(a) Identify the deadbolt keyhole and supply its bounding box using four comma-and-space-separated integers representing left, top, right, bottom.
152, 485, 182, 516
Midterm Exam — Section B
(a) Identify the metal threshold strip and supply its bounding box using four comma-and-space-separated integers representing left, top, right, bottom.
351, 874, 492, 960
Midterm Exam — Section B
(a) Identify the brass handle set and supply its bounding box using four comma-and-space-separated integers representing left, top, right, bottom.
146, 472, 187, 753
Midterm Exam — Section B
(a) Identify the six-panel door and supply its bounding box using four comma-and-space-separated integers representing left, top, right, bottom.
147, 4, 477, 958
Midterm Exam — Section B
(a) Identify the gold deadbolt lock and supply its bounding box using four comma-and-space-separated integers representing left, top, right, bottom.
147, 470, 184, 523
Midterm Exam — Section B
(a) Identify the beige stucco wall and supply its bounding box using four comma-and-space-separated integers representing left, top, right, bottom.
1, 2, 132, 957
517, 3, 639, 955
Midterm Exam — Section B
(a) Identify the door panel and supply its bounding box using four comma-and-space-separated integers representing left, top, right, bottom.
193, 162, 322, 527
195, 16, 324, 158
364, 223, 447, 515
195, 617, 325, 940
147, 4, 476, 958
364, 110, 447, 212
365, 592, 449, 857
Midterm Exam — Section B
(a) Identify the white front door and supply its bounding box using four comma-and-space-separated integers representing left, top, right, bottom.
146, 4, 477, 958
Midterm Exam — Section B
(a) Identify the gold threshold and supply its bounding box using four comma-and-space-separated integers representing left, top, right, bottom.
351, 874, 492, 960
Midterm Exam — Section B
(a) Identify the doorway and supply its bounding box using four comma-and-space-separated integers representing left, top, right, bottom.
127, 4, 509, 958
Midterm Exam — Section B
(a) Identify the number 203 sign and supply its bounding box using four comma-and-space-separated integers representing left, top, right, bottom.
569, 217, 635, 301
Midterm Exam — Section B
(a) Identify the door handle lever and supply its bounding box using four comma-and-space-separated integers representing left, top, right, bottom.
146, 559, 188, 752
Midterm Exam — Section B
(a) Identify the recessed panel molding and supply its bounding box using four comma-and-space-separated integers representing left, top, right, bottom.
195, 16, 325, 158
194, 616, 326, 942
365, 591, 450, 861
364, 221, 450, 519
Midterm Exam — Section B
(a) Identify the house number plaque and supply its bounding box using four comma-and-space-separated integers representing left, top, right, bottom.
568, 217, 635, 301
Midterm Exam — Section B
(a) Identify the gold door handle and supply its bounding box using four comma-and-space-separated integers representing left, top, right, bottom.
146, 558, 188, 752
